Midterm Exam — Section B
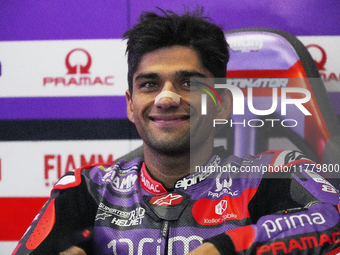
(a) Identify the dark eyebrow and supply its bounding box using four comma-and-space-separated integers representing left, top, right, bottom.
134, 70, 207, 83
134, 72, 160, 82
175, 70, 207, 78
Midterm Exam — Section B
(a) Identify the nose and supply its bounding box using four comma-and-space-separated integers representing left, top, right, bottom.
154, 81, 181, 109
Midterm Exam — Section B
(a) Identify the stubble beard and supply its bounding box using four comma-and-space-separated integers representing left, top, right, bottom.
143, 129, 191, 156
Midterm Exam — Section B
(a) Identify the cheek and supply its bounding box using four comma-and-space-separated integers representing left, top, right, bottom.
128, 98, 148, 124
190, 94, 217, 117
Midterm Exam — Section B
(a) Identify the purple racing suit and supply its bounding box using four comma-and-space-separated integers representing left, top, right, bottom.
13, 148, 340, 254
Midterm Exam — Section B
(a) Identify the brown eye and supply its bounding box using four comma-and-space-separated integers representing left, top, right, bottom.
141, 82, 157, 88
182, 80, 191, 87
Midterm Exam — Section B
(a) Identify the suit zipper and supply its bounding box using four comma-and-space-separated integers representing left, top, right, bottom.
161, 220, 170, 255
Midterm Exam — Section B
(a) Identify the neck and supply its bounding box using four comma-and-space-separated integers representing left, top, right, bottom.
143, 143, 213, 189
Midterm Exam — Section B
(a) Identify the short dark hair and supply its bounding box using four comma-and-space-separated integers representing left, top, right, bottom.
124, 8, 229, 93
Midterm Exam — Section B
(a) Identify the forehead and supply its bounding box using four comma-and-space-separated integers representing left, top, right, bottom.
133, 45, 209, 80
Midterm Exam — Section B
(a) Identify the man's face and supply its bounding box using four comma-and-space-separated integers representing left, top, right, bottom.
126, 45, 223, 154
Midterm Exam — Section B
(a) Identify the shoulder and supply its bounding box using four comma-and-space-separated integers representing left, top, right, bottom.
255, 150, 340, 204
218, 148, 314, 169
52, 157, 144, 192
256, 149, 315, 167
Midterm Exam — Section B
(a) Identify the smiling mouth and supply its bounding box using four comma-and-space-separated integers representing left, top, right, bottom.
149, 114, 190, 122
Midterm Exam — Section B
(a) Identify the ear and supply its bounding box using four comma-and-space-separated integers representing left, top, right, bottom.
216, 88, 233, 119
125, 89, 135, 123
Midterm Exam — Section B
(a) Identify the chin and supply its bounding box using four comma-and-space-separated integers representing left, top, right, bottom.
147, 138, 190, 155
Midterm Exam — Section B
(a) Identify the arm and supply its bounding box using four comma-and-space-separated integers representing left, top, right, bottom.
13, 169, 96, 255
193, 162, 340, 254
